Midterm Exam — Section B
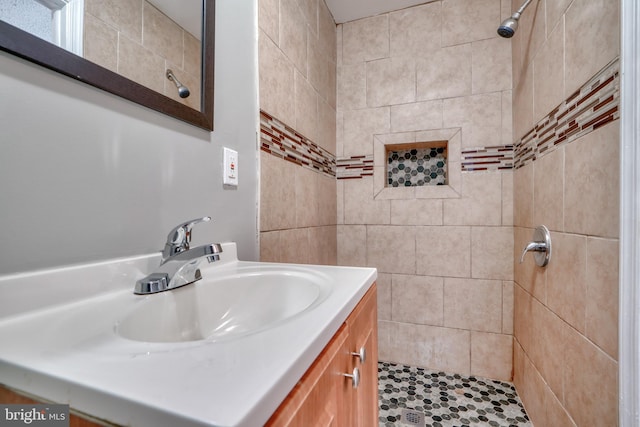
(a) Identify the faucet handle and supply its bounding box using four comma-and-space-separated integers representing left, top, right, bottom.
163, 216, 211, 260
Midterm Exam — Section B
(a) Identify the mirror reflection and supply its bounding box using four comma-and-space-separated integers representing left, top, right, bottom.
0, 0, 202, 111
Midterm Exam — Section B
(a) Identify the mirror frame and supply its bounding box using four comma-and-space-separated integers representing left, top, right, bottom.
0, 0, 215, 131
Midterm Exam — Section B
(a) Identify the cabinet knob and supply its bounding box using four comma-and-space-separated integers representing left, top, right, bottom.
351, 347, 366, 364
343, 367, 360, 388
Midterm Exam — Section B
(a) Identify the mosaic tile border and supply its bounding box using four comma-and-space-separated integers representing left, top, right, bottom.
260, 110, 336, 178
461, 145, 514, 172
514, 58, 620, 169
337, 155, 374, 179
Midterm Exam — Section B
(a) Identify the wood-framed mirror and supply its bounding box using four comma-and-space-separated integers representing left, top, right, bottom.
0, 0, 215, 131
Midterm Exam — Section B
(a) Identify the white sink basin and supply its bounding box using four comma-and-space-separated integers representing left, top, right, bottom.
115, 266, 330, 343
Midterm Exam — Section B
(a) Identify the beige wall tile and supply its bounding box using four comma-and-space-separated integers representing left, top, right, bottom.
586, 237, 619, 359
444, 278, 503, 333
390, 199, 443, 226
308, 34, 330, 105
392, 274, 444, 326
117, 35, 164, 94
342, 15, 389, 66
501, 90, 513, 146
366, 57, 416, 107
343, 107, 390, 156
258, 32, 295, 125
389, 2, 441, 57
343, 177, 390, 224
502, 281, 514, 334
336, 179, 344, 225
260, 152, 296, 231
444, 172, 502, 226
519, 352, 551, 427
294, 71, 318, 144
83, 13, 118, 73
279, 0, 308, 77
295, 167, 320, 228
377, 273, 392, 321
416, 226, 471, 277
443, 93, 502, 149
280, 228, 310, 264
318, 173, 337, 226
517, 0, 545, 67
259, 231, 281, 262
441, 0, 501, 47
471, 332, 513, 381
366, 226, 416, 274
390, 101, 443, 133
183, 32, 201, 80
337, 225, 367, 267
338, 63, 367, 111
502, 171, 514, 226
545, 0, 572, 36
563, 326, 618, 427
472, 38, 512, 95
471, 226, 513, 280
307, 226, 337, 265
529, 297, 566, 398
258, 0, 279, 42
514, 283, 533, 355
565, 0, 619, 96
296, 0, 318, 35
565, 123, 620, 238
142, 3, 183, 67
513, 163, 534, 228
533, 19, 564, 122
318, 1, 337, 63
85, 0, 142, 43
385, 322, 471, 374
546, 232, 587, 333
533, 147, 564, 231
317, 98, 337, 154
417, 44, 472, 102
513, 62, 533, 141
513, 340, 526, 396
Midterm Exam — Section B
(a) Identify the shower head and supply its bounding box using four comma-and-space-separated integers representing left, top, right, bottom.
166, 69, 191, 99
497, 0, 532, 38
497, 16, 519, 38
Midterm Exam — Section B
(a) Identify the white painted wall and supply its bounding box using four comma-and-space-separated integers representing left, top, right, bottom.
0, 0, 259, 275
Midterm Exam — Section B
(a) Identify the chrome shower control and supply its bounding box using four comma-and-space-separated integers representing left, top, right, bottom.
520, 225, 552, 267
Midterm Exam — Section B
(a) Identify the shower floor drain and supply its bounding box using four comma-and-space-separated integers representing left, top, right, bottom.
400, 408, 425, 426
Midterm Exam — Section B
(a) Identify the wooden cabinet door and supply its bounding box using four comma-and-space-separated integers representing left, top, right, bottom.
266, 324, 350, 427
347, 285, 379, 427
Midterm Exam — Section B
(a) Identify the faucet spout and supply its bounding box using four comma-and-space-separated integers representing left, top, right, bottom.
134, 217, 222, 295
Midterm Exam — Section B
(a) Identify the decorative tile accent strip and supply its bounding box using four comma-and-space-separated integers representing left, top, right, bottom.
461, 145, 514, 172
336, 155, 374, 179
388, 147, 447, 186
260, 110, 336, 178
514, 58, 620, 169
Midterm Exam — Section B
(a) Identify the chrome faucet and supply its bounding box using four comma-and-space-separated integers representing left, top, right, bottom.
134, 217, 223, 295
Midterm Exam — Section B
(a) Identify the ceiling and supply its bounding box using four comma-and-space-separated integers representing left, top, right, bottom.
325, 0, 436, 24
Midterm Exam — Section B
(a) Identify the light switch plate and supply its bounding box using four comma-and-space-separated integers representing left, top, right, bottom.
223, 147, 238, 186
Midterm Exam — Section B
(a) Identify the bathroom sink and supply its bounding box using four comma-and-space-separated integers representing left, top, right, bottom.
115, 267, 329, 343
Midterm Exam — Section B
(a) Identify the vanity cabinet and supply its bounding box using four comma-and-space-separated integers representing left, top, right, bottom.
267, 284, 378, 427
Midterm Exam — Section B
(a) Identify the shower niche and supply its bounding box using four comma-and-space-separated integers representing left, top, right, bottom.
373, 128, 462, 200
386, 141, 447, 187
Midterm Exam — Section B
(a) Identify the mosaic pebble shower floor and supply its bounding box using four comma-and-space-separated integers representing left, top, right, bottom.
378, 362, 531, 427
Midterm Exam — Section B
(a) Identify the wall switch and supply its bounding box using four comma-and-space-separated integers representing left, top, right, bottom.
223, 147, 238, 186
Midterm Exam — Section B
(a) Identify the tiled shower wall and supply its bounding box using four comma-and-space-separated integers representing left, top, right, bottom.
83, 0, 201, 110
511, 0, 620, 426
337, 0, 515, 381
258, 0, 338, 264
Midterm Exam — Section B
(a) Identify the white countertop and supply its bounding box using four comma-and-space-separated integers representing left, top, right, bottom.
0, 243, 377, 426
